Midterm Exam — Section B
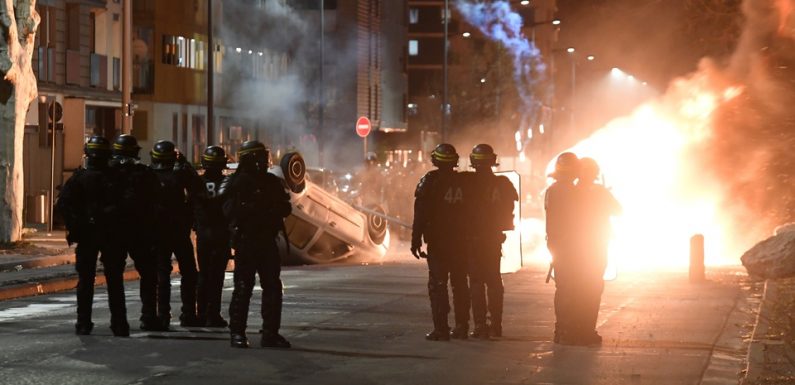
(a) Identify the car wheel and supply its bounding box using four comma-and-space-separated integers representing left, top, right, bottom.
366, 204, 388, 245
280, 152, 306, 193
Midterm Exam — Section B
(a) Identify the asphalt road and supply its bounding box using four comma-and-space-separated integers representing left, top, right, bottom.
0, 260, 754, 385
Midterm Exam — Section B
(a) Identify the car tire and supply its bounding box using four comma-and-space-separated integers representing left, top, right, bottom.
366, 204, 388, 245
280, 152, 306, 193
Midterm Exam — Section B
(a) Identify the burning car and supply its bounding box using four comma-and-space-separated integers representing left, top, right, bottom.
267, 152, 390, 265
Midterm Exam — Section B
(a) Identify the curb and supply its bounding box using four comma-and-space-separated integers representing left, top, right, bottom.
0, 268, 142, 302
0, 253, 75, 272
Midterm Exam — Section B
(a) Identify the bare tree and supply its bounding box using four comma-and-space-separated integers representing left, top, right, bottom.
0, 0, 38, 243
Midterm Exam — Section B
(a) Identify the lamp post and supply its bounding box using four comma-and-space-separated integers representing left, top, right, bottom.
38, 95, 56, 233
207, 0, 214, 144
442, 0, 450, 143
567, 47, 576, 131
121, 0, 132, 134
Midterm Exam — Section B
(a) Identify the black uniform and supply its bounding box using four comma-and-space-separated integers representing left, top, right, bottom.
57, 160, 128, 335
544, 179, 581, 342
107, 157, 160, 329
467, 171, 518, 337
221, 165, 291, 343
194, 168, 231, 326
575, 181, 621, 338
152, 160, 202, 326
412, 169, 471, 337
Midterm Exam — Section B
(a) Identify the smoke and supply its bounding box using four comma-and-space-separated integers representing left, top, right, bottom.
454, 0, 549, 146
707, 0, 795, 234
219, 1, 360, 169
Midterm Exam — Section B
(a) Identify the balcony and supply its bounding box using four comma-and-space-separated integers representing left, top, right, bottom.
90, 53, 107, 89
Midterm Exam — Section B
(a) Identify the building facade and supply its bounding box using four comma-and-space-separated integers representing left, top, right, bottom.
23, 0, 123, 226
406, 0, 558, 164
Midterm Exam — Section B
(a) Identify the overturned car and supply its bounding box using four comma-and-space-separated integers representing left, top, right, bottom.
266, 153, 390, 265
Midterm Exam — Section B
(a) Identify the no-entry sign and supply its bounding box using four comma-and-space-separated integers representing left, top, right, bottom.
356, 116, 371, 138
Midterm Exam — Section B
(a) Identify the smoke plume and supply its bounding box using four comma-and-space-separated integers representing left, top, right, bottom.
454, 0, 549, 146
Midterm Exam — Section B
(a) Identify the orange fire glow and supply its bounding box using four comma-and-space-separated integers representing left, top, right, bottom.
529, 72, 753, 271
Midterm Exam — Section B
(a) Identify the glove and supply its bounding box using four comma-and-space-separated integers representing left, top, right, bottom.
410, 238, 424, 259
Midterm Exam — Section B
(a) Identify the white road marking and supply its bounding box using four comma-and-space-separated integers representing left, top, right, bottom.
0, 304, 72, 322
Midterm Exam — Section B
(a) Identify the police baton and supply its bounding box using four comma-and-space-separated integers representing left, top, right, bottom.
545, 264, 554, 284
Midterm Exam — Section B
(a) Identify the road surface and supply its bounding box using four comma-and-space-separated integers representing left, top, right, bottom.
0, 260, 753, 385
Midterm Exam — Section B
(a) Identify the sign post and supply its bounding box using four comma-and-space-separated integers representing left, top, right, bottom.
356, 116, 371, 159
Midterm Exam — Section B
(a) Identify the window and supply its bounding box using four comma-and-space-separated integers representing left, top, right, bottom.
66, 4, 80, 51
409, 8, 419, 24
162, 35, 205, 70
89, 12, 96, 53
408, 40, 418, 56
133, 27, 154, 93
307, 232, 352, 260
285, 215, 318, 249
441, 7, 451, 24
172, 113, 179, 143
192, 115, 206, 163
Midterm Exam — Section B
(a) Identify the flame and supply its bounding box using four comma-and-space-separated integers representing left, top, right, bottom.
532, 73, 748, 271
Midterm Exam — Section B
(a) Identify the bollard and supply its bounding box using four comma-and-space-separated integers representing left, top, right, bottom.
689, 234, 705, 283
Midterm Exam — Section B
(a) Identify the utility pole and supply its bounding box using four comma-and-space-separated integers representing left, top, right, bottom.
442, 0, 449, 143
207, 0, 214, 144
318, 0, 325, 168
121, 0, 133, 134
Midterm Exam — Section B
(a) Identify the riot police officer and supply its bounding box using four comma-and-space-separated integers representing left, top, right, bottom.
466, 144, 518, 339
107, 134, 161, 331
574, 157, 621, 345
411, 143, 471, 341
194, 146, 231, 327
544, 152, 582, 345
57, 136, 129, 336
221, 141, 292, 348
150, 140, 202, 328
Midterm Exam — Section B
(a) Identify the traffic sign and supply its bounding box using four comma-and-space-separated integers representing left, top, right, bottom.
48, 101, 63, 123
356, 116, 371, 138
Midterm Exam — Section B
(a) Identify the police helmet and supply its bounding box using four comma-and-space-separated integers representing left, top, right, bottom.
237, 140, 269, 169
112, 134, 141, 159
550, 152, 579, 180
579, 157, 600, 183
202, 145, 227, 170
470, 143, 498, 168
84, 136, 111, 159
150, 140, 177, 170
430, 143, 459, 168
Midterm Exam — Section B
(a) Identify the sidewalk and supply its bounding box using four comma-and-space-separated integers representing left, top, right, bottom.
0, 230, 142, 301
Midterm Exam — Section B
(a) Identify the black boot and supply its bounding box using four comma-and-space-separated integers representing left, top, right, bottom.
426, 278, 450, 341
450, 324, 469, 339
75, 321, 94, 335
489, 323, 502, 338
470, 324, 490, 340
425, 329, 450, 341
230, 333, 249, 348
140, 315, 167, 331
180, 313, 204, 327
110, 319, 130, 337
261, 331, 291, 348
205, 314, 229, 328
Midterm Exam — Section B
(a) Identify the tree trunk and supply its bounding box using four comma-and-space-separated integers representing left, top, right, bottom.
0, 0, 38, 243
